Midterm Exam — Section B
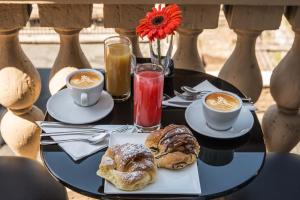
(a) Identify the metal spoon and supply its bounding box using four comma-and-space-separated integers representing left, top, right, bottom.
40, 130, 103, 137
181, 86, 211, 95
174, 90, 204, 101
178, 88, 253, 103
40, 125, 130, 145
37, 121, 100, 129
40, 133, 108, 145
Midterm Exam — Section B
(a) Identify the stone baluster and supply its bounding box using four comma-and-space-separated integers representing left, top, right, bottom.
174, 28, 203, 71
262, 7, 300, 152
0, 5, 44, 159
173, 5, 220, 72
115, 28, 142, 57
103, 5, 153, 58
38, 4, 93, 95
220, 6, 284, 102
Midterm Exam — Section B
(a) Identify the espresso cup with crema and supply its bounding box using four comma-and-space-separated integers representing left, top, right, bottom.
66, 69, 104, 107
202, 91, 242, 131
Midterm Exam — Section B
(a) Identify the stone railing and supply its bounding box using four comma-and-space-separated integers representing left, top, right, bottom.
0, 1, 299, 159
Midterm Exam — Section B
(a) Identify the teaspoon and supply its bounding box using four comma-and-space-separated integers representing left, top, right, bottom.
181, 86, 211, 95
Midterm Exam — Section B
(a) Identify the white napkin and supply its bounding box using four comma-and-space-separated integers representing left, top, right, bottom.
38, 124, 134, 161
162, 80, 256, 111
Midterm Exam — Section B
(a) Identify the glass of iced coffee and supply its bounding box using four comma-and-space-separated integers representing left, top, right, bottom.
104, 36, 134, 102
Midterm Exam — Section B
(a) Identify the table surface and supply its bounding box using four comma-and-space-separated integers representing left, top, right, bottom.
40, 69, 266, 200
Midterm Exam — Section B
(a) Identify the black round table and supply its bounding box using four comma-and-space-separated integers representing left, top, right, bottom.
41, 69, 266, 200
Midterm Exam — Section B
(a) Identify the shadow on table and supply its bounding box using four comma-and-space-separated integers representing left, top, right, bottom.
225, 153, 300, 200
36, 68, 51, 112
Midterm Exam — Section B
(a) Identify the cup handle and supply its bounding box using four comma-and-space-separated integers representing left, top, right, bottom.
81, 93, 88, 106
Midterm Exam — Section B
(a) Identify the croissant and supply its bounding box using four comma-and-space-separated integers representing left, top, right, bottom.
97, 143, 157, 191
145, 124, 200, 169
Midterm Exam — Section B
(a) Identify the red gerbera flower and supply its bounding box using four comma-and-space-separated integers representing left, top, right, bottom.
136, 4, 182, 41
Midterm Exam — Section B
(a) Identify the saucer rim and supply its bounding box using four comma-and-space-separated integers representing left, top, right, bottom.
185, 100, 254, 139
46, 89, 114, 125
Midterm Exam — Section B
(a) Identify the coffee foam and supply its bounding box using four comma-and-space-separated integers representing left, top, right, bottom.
70, 71, 101, 88
205, 93, 240, 112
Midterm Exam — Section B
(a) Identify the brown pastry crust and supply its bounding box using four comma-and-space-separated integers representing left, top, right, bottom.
145, 124, 200, 169
97, 143, 157, 191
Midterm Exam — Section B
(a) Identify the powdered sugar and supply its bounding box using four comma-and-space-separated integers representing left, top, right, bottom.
114, 143, 152, 167
130, 159, 154, 171
121, 171, 143, 183
174, 127, 186, 133
102, 156, 114, 166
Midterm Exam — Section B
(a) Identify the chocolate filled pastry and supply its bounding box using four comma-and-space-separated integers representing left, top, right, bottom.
145, 124, 200, 169
97, 143, 157, 191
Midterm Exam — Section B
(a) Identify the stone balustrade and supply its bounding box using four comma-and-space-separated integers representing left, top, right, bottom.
262, 7, 300, 152
0, 1, 299, 158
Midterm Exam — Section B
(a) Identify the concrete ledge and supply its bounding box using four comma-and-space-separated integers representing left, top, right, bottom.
207, 70, 272, 87
0, 0, 299, 6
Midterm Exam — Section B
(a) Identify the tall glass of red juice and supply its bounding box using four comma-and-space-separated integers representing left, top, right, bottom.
134, 63, 164, 132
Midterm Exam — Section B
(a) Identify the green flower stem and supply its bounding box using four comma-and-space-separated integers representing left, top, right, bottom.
157, 39, 161, 65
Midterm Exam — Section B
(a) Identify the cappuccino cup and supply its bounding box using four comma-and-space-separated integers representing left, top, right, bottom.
66, 69, 104, 107
202, 91, 242, 131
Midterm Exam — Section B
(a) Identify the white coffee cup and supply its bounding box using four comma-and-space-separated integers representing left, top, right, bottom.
66, 69, 104, 107
202, 91, 242, 131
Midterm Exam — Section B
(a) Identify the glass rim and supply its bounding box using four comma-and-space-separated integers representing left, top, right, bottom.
134, 63, 165, 75
104, 35, 132, 46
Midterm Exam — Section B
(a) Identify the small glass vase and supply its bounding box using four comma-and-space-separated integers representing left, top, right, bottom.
149, 35, 174, 76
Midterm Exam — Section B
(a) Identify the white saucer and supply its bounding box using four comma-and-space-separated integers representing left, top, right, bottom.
47, 89, 114, 124
185, 100, 254, 139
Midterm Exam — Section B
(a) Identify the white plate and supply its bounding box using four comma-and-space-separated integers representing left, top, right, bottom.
47, 89, 114, 124
105, 133, 201, 195
185, 100, 254, 139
